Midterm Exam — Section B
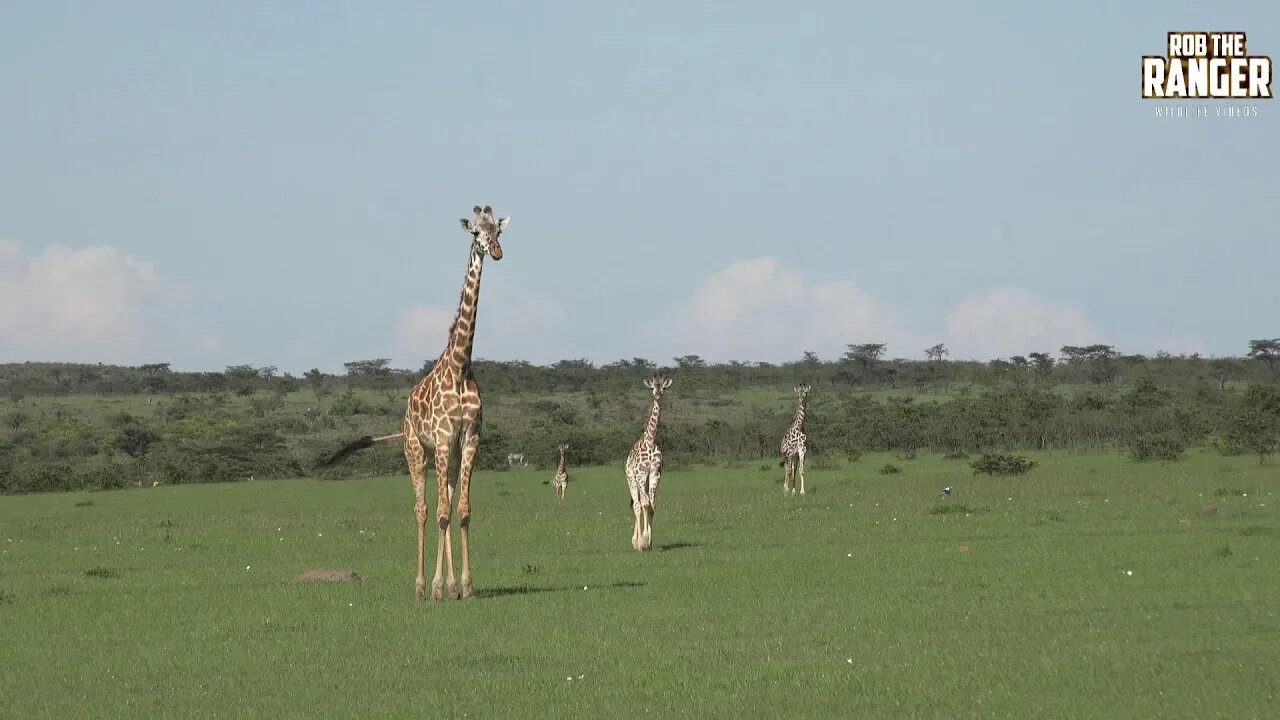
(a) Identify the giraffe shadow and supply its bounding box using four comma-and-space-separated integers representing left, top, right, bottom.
657, 540, 703, 552
477, 580, 646, 600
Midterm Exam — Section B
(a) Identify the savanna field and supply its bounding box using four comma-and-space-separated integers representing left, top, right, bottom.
2, 450, 1277, 719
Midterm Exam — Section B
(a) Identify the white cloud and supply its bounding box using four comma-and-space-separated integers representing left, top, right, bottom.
654, 259, 1123, 364
660, 258, 924, 363
943, 288, 1102, 360
0, 239, 216, 365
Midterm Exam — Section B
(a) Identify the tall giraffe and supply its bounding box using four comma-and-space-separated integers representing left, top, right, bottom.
552, 443, 569, 500
779, 384, 811, 495
324, 205, 509, 601
626, 374, 672, 551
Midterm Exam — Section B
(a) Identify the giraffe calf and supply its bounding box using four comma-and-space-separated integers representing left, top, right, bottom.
553, 444, 569, 500
626, 375, 672, 551
780, 384, 811, 495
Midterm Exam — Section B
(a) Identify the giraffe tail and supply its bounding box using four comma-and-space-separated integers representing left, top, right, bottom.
321, 432, 405, 466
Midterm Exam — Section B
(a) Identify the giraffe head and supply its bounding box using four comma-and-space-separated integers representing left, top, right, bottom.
643, 374, 673, 400
459, 205, 509, 261
794, 384, 812, 402
558, 443, 570, 453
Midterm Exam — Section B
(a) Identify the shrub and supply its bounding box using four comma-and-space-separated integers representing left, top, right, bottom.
878, 463, 901, 475
1128, 433, 1185, 461
970, 453, 1037, 476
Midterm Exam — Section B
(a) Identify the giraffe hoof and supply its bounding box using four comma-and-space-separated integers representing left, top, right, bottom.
429, 587, 444, 602
446, 581, 459, 600
461, 582, 475, 599
415, 584, 428, 602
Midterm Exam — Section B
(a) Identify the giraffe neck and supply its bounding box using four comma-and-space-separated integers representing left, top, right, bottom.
791, 399, 806, 431
440, 249, 486, 373
557, 451, 567, 471
642, 397, 662, 445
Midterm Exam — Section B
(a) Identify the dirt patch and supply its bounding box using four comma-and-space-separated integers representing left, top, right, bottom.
290, 569, 363, 584
1201, 504, 1219, 516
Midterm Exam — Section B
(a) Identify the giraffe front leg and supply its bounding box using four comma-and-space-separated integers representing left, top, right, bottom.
457, 433, 479, 599
783, 457, 793, 494
628, 476, 643, 551
432, 447, 454, 601
798, 447, 807, 495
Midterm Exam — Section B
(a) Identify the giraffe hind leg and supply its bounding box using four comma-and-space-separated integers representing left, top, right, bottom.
798, 447, 806, 495
642, 469, 660, 551
405, 433, 430, 602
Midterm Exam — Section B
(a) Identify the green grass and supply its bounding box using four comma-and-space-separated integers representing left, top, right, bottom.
1, 451, 1277, 718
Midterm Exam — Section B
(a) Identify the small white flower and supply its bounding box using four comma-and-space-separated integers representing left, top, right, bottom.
583, 586, 588, 590
846, 658, 853, 664
245, 565, 251, 570
847, 553, 852, 557
1125, 570, 1133, 576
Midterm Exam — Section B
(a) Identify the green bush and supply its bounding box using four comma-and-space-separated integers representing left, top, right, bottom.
1128, 433, 1185, 461
970, 453, 1037, 476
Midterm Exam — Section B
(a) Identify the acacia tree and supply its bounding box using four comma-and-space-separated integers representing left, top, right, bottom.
844, 343, 885, 384
1028, 352, 1055, 379
1248, 339, 1280, 380
925, 344, 949, 362
1061, 344, 1119, 384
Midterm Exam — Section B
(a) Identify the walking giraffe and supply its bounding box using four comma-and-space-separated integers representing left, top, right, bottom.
779, 384, 811, 495
324, 205, 509, 601
552, 444, 569, 500
626, 374, 672, 551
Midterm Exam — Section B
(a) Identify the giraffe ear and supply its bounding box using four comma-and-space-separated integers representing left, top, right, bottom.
662, 378, 673, 390
643, 379, 654, 390
460, 218, 475, 233
497, 217, 510, 232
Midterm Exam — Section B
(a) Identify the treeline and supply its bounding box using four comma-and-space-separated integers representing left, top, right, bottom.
4, 339, 1279, 398
1, 341, 1278, 495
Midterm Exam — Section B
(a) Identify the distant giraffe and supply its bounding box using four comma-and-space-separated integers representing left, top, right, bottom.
552, 444, 569, 500
324, 205, 509, 601
626, 374, 672, 551
779, 384, 811, 495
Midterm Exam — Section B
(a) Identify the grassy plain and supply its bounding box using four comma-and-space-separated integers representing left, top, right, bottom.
1, 450, 1277, 718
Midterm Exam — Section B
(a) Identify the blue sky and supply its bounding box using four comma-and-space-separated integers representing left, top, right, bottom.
2, 1, 1277, 373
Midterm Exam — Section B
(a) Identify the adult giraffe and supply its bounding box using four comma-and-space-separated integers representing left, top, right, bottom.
325, 205, 508, 601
